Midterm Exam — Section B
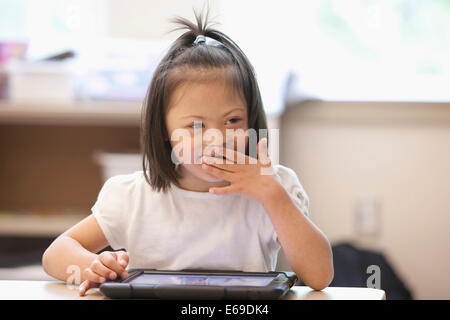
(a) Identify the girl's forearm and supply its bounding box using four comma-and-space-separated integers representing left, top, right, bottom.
261, 185, 334, 290
42, 236, 98, 284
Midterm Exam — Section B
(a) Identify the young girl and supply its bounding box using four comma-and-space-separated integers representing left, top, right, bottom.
43, 12, 333, 296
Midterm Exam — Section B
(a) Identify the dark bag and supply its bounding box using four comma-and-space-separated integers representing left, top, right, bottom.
328, 242, 413, 299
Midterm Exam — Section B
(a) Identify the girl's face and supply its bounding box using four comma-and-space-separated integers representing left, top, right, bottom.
166, 75, 248, 190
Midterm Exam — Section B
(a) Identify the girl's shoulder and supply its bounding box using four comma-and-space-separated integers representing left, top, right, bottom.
273, 164, 309, 216
102, 170, 143, 186
99, 170, 149, 197
273, 164, 302, 185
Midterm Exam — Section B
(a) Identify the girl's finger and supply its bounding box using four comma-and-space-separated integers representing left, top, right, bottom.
211, 146, 249, 164
99, 252, 126, 279
201, 163, 233, 181
257, 138, 271, 166
201, 156, 235, 172
206, 147, 234, 164
79, 280, 89, 296
209, 185, 237, 195
79, 279, 100, 296
202, 156, 256, 174
83, 267, 106, 284
116, 251, 129, 278
90, 260, 112, 279
117, 251, 129, 268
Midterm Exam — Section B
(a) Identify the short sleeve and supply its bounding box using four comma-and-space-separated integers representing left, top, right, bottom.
274, 165, 310, 217
266, 165, 310, 245
91, 176, 128, 250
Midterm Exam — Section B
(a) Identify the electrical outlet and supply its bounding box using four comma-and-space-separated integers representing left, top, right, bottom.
355, 195, 380, 236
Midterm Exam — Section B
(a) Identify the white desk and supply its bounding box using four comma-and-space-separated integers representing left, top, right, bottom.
0, 280, 386, 300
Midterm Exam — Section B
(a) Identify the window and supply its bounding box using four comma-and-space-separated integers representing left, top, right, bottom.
0, 0, 106, 59
220, 0, 450, 103
2, 0, 449, 109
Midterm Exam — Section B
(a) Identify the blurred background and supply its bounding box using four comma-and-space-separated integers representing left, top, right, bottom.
0, 0, 449, 300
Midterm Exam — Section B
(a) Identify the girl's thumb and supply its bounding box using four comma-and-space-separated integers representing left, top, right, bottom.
259, 138, 268, 155
258, 138, 270, 164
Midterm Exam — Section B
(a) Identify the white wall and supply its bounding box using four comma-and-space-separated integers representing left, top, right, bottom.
106, 0, 222, 40
280, 100, 450, 299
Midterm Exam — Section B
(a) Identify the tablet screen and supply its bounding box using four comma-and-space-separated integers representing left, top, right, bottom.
128, 274, 275, 287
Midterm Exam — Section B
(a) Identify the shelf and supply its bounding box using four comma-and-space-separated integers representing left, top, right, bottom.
0, 101, 142, 126
0, 213, 87, 237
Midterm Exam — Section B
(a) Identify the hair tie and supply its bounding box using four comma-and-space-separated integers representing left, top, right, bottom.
193, 34, 222, 47
194, 35, 206, 44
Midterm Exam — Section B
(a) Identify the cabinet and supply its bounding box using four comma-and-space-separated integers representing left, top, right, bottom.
0, 101, 141, 265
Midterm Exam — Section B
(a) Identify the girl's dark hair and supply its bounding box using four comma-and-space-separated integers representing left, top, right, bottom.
141, 9, 268, 192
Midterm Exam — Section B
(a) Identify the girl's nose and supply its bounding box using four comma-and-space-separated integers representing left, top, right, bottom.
201, 127, 227, 145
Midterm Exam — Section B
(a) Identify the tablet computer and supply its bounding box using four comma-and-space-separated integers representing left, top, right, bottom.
99, 269, 297, 300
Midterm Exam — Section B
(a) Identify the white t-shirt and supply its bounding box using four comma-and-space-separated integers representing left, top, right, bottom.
92, 164, 309, 272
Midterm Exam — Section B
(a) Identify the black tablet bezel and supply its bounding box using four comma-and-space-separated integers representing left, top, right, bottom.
99, 269, 297, 300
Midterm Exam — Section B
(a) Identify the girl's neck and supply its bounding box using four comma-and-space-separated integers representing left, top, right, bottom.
175, 166, 230, 193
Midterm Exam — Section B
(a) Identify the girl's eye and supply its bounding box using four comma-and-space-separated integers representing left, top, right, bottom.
226, 118, 241, 125
190, 121, 204, 129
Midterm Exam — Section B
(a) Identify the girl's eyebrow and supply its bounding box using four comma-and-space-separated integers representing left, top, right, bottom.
181, 115, 205, 119
223, 107, 246, 116
181, 107, 245, 119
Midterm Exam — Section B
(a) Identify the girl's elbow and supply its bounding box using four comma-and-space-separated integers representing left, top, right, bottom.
42, 241, 59, 277
312, 247, 335, 290
41, 247, 52, 275
297, 266, 334, 291
309, 272, 333, 291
